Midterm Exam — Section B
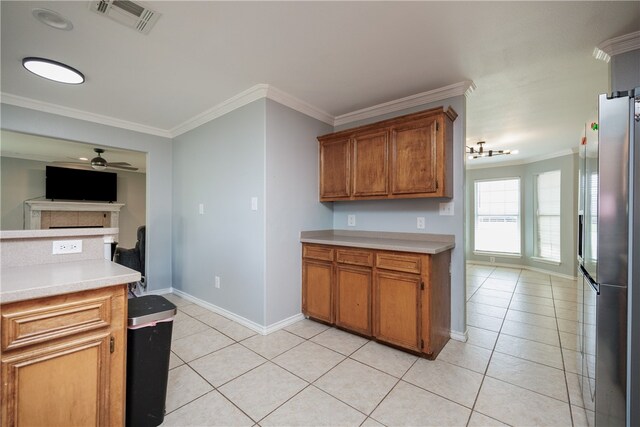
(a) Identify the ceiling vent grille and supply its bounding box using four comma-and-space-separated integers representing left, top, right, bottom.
89, 0, 161, 35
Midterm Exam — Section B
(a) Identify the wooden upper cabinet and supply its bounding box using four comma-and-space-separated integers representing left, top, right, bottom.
391, 118, 437, 195
352, 130, 389, 197
318, 106, 456, 201
319, 136, 351, 199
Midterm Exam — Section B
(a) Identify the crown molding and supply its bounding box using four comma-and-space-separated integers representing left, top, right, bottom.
3, 80, 474, 139
264, 85, 334, 125
593, 30, 640, 63
466, 148, 576, 170
0, 92, 172, 138
333, 80, 475, 127
170, 84, 269, 137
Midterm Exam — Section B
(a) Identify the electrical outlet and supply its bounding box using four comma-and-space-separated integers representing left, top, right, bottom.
490, 256, 496, 263
215, 276, 221, 289
52, 240, 83, 255
417, 217, 425, 229
347, 214, 356, 227
251, 197, 258, 211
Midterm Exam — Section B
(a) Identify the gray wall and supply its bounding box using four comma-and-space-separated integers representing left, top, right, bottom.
0, 104, 172, 292
465, 153, 578, 277
332, 96, 467, 337
264, 99, 334, 326
0, 157, 146, 248
172, 100, 267, 325
611, 49, 640, 92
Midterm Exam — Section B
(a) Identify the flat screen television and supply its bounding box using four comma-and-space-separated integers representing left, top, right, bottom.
46, 166, 117, 202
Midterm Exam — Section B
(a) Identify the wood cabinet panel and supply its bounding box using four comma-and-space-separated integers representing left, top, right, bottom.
319, 137, 351, 199
336, 248, 374, 267
2, 333, 110, 426
2, 295, 112, 351
335, 265, 372, 336
391, 118, 437, 195
352, 131, 389, 197
318, 107, 456, 201
376, 252, 422, 274
1, 285, 127, 427
303, 244, 334, 262
374, 271, 421, 351
302, 260, 333, 323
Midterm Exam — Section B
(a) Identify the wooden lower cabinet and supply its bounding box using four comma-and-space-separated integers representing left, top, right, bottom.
373, 270, 421, 351
335, 265, 372, 336
302, 243, 451, 358
1, 285, 127, 427
302, 259, 334, 323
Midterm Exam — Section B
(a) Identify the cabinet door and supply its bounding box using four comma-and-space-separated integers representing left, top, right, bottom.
1, 333, 111, 427
390, 118, 438, 195
302, 260, 334, 323
374, 270, 421, 351
352, 130, 389, 197
319, 137, 351, 200
335, 265, 372, 336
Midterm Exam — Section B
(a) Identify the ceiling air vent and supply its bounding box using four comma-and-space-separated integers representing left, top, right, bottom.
89, 0, 161, 35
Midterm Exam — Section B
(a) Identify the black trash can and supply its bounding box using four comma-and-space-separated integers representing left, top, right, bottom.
126, 295, 177, 427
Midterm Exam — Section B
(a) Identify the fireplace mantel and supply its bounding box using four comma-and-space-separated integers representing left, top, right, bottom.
24, 200, 125, 234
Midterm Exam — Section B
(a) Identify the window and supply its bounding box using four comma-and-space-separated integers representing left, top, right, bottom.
536, 170, 561, 262
474, 178, 521, 255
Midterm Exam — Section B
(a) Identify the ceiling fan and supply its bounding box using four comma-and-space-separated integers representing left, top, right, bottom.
54, 148, 138, 171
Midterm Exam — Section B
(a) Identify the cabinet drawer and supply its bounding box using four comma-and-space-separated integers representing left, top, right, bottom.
303, 245, 334, 261
2, 294, 112, 352
376, 252, 422, 274
336, 248, 374, 267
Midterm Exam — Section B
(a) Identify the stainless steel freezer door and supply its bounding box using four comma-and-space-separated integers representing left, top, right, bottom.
595, 283, 627, 427
596, 94, 630, 287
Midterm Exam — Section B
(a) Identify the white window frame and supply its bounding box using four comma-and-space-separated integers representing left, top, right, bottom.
473, 177, 522, 256
534, 170, 562, 264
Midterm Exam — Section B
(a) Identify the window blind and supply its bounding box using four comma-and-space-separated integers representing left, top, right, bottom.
474, 178, 521, 254
536, 170, 561, 261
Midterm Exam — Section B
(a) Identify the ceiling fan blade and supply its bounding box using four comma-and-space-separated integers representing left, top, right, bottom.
53, 161, 91, 168
106, 161, 133, 167
106, 164, 139, 171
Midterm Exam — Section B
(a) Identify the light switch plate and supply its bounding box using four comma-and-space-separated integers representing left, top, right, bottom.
199, 203, 204, 215
439, 202, 454, 216
251, 197, 258, 211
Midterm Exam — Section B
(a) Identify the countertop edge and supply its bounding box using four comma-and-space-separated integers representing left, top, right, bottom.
300, 237, 455, 254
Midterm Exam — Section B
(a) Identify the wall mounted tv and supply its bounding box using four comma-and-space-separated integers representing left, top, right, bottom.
46, 166, 117, 202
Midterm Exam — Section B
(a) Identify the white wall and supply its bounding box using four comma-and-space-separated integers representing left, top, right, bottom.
465, 153, 578, 278
332, 96, 467, 337
0, 104, 172, 292
264, 99, 334, 326
611, 48, 640, 92
0, 156, 146, 248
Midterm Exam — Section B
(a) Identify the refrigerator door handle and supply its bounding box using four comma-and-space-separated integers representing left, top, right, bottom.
578, 212, 584, 261
581, 265, 600, 294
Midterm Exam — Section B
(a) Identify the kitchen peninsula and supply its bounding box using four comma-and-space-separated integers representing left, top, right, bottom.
301, 230, 454, 359
0, 228, 140, 426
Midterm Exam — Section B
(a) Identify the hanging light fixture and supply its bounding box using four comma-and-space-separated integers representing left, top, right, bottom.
466, 141, 517, 159
22, 57, 84, 84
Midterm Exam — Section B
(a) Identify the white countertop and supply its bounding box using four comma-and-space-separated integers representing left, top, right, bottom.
300, 230, 455, 254
0, 259, 140, 304
1, 228, 119, 240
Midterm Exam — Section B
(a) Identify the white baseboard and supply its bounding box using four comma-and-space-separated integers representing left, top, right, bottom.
144, 287, 173, 295
450, 329, 468, 342
169, 289, 302, 335
467, 261, 577, 280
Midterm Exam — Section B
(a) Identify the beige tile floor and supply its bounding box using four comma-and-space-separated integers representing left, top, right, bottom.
158, 264, 590, 426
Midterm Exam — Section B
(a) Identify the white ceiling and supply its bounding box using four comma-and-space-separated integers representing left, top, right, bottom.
1, 1, 639, 167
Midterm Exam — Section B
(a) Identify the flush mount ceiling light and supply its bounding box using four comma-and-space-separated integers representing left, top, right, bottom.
22, 57, 84, 84
32, 8, 74, 30
466, 141, 518, 159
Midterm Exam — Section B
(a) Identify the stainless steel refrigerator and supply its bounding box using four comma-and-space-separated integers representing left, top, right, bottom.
578, 88, 639, 427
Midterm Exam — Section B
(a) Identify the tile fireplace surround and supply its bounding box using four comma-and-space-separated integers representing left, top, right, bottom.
24, 200, 124, 235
